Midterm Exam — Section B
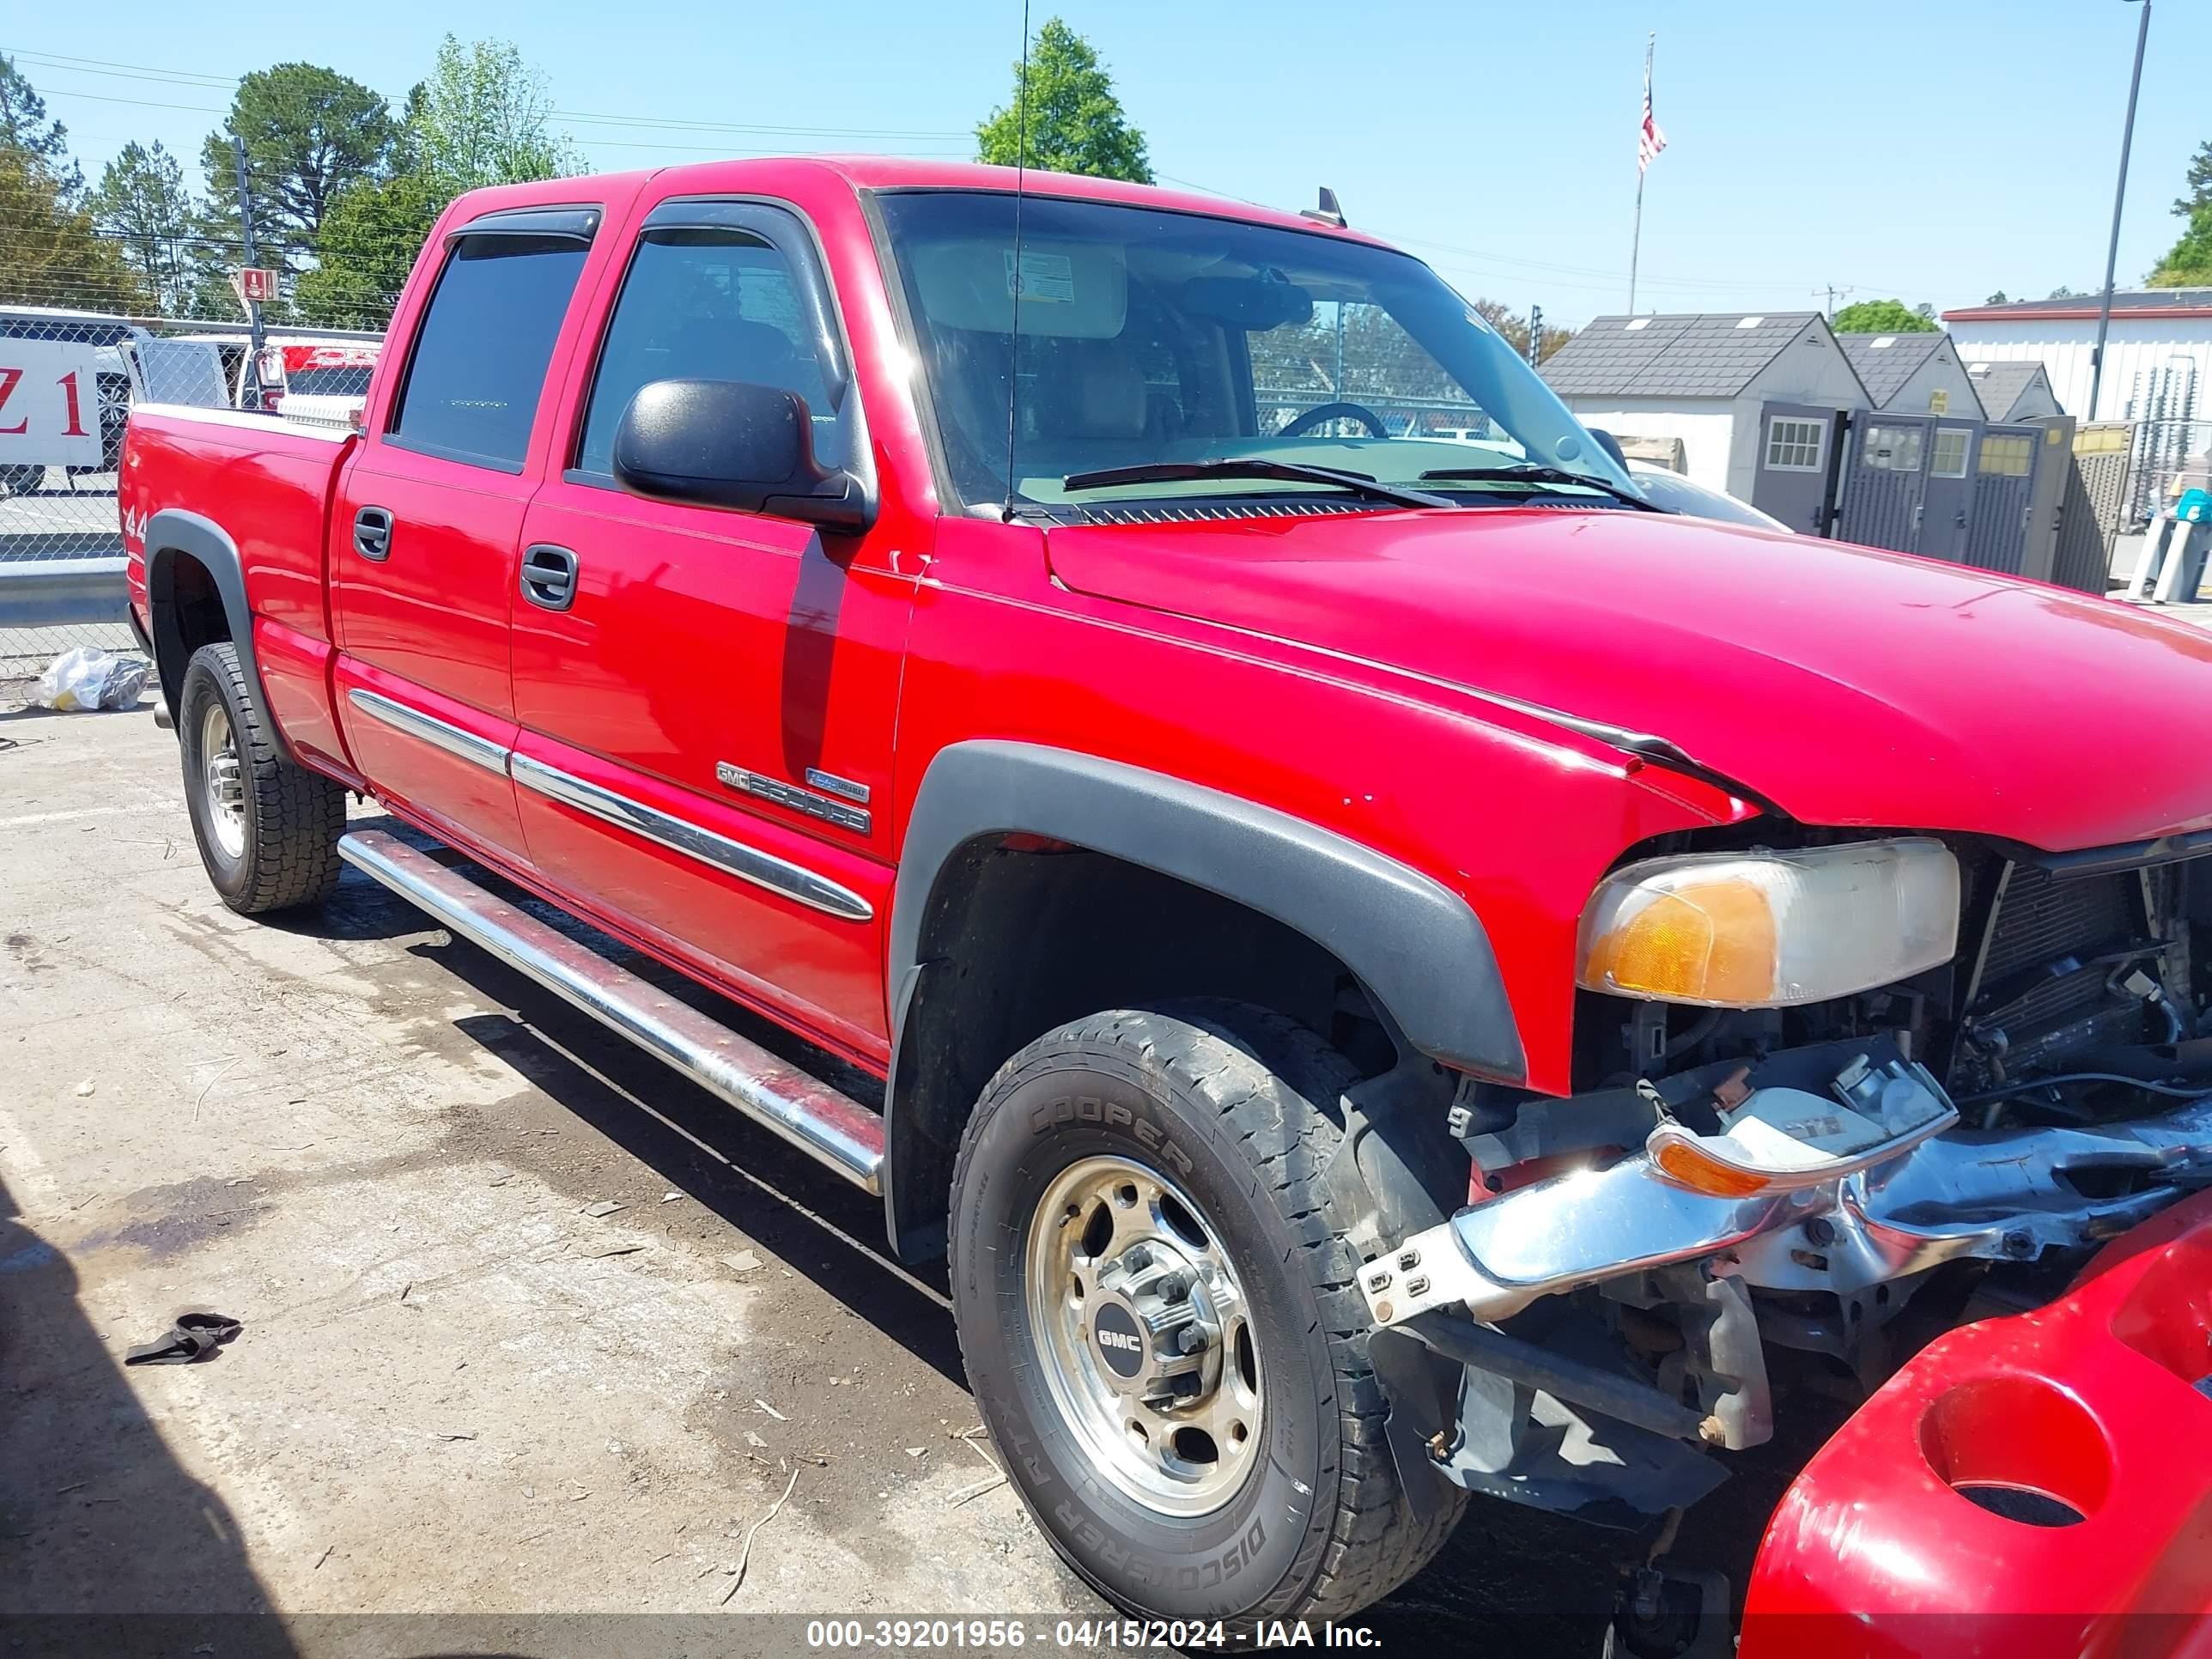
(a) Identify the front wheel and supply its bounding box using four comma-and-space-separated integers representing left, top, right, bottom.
950, 1002, 1462, 1622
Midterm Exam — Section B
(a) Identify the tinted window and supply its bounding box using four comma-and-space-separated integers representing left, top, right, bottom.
390, 236, 588, 469
578, 228, 846, 477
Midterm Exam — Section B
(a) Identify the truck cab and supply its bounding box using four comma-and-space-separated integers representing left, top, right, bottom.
119, 159, 2212, 1632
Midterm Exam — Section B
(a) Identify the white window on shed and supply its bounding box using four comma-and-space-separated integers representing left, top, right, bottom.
1863, 423, 1925, 472
1979, 434, 2033, 477
1930, 428, 1971, 477
1765, 416, 1826, 471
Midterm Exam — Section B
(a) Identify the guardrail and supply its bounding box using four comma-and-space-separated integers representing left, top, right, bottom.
0, 557, 129, 627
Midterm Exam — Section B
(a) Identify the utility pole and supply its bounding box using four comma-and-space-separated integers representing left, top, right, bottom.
1814, 283, 1854, 319
1527, 305, 1544, 368
232, 136, 267, 411
2090, 0, 2153, 423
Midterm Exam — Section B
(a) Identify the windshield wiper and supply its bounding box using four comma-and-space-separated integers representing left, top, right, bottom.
1062, 459, 1453, 511
1419, 464, 1661, 512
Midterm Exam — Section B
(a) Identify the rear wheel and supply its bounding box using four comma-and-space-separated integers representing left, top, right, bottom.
950, 1001, 1462, 1622
178, 642, 343, 915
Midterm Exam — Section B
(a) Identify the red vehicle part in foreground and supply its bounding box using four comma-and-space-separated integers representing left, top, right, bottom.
1742, 1190, 2212, 1659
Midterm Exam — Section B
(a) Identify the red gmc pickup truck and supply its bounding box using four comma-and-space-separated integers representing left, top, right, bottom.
119, 158, 2212, 1631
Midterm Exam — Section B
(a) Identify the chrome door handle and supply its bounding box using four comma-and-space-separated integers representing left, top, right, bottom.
520, 544, 580, 611
353, 505, 392, 561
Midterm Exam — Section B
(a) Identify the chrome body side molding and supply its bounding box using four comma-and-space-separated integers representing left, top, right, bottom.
337, 829, 885, 1191
514, 753, 873, 922
347, 687, 510, 775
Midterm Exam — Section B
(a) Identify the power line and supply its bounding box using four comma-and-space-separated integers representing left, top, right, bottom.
10, 48, 976, 142
3, 46, 235, 86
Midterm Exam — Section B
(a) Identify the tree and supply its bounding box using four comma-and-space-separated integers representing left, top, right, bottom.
294, 168, 447, 327
294, 40, 574, 327
1829, 297, 1937, 334
1984, 290, 2009, 305
976, 19, 1152, 184
0, 146, 144, 311
0, 53, 80, 200
2048, 284, 2081, 301
199, 63, 396, 255
2149, 204, 2212, 289
1473, 300, 1572, 363
2175, 138, 2212, 218
88, 142, 200, 315
409, 36, 575, 191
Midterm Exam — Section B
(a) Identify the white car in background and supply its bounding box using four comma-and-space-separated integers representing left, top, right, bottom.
1625, 459, 1791, 532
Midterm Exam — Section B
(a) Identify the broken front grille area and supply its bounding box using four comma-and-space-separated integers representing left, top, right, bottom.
1953, 859, 2186, 1088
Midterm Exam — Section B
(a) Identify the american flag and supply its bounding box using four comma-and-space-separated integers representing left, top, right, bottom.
1638, 52, 1668, 173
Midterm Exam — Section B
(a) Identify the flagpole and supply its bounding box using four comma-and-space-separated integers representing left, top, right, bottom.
1629, 32, 1651, 314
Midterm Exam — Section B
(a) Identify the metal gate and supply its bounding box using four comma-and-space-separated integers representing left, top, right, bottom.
1836, 413, 1931, 552
1960, 425, 2042, 574
2051, 422, 2132, 593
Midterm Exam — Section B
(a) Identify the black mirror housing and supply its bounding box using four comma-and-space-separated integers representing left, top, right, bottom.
1587, 427, 1629, 471
611, 378, 870, 533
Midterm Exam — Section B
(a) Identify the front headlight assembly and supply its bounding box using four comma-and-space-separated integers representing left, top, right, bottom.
1577, 837, 1960, 1008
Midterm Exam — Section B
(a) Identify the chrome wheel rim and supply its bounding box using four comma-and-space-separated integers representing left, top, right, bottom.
1024, 1154, 1263, 1517
199, 700, 246, 860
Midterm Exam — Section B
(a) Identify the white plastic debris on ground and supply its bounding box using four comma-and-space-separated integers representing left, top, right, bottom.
33, 647, 152, 713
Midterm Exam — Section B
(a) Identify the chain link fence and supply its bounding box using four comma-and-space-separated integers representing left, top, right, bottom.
2121, 417, 2212, 529
0, 307, 382, 696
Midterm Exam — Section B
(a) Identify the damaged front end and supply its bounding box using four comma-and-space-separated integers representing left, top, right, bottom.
1361, 834, 2212, 1527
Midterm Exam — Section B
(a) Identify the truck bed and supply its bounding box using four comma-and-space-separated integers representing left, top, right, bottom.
122, 404, 358, 775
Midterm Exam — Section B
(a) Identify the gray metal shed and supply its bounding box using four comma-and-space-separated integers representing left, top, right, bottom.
1836, 331, 1982, 417
1541, 311, 1872, 532
1964, 360, 2063, 422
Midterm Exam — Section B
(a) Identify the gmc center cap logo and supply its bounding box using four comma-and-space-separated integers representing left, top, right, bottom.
1092, 1302, 1146, 1378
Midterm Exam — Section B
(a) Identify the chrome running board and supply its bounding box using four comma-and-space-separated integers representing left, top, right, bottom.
337, 829, 886, 1193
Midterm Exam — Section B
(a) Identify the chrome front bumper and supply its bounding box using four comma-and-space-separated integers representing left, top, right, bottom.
1359, 1097, 2212, 1330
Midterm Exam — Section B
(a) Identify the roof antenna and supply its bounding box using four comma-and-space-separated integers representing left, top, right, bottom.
1000, 0, 1034, 522
1301, 186, 1346, 228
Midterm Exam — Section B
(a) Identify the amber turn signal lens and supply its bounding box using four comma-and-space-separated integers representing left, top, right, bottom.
1649, 1134, 1778, 1198
1580, 878, 1778, 1005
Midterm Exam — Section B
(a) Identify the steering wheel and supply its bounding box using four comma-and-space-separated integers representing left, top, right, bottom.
1278, 400, 1391, 439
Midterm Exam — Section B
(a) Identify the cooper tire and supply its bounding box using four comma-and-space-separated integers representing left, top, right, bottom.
178, 642, 343, 915
950, 1000, 1463, 1621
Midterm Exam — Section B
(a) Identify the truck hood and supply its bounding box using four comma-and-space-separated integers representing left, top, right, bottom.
1044, 507, 2212, 853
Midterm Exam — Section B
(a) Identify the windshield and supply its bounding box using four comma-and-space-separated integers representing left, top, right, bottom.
876, 191, 1637, 512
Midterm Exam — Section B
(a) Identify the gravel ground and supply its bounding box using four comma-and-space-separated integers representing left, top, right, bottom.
0, 704, 1821, 1656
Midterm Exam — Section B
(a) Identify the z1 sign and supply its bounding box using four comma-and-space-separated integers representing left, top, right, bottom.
0, 341, 106, 469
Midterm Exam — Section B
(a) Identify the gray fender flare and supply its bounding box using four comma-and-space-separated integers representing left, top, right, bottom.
881, 739, 1525, 1249
143, 507, 292, 763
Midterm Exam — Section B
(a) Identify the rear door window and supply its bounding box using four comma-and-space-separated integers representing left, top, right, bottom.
389, 235, 590, 471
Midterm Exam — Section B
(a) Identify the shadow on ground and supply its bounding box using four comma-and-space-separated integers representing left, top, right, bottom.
0, 1170, 298, 1656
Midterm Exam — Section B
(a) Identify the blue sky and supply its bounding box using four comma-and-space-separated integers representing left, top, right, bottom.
10, 0, 2209, 326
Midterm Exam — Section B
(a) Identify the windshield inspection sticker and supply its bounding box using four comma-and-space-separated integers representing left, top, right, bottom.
1005, 248, 1077, 302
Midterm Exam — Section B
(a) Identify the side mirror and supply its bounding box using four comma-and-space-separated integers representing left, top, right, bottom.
611, 378, 870, 533
1588, 427, 1629, 471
